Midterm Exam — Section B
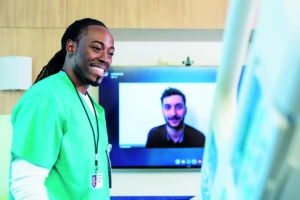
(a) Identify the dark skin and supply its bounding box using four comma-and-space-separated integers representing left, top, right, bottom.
62, 25, 115, 95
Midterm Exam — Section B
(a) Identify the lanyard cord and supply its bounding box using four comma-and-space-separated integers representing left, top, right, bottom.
64, 72, 100, 171
76, 90, 100, 168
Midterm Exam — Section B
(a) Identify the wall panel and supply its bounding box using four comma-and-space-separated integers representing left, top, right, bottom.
0, 0, 67, 28
139, 0, 229, 29
67, 0, 229, 29
67, 0, 141, 29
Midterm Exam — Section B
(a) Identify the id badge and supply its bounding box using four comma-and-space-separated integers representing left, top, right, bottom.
91, 173, 103, 189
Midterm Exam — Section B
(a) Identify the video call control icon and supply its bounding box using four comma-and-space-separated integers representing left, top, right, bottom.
175, 159, 200, 165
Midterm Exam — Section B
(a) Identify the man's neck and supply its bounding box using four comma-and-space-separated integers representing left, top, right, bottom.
166, 124, 185, 143
77, 85, 89, 95
62, 66, 90, 95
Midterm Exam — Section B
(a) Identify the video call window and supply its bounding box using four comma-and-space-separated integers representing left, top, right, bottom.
119, 82, 216, 148
99, 66, 217, 168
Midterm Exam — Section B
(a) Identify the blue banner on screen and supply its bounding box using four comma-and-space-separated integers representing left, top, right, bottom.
99, 66, 218, 168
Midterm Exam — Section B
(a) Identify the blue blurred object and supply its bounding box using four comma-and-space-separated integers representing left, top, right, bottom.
200, 0, 300, 199
111, 196, 194, 200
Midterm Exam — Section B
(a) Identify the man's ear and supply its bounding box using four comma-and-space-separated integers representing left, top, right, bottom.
66, 39, 76, 55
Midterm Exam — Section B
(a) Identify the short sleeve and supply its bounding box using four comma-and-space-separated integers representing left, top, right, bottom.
11, 94, 64, 170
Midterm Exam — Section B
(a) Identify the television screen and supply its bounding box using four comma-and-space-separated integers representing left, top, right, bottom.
99, 66, 218, 168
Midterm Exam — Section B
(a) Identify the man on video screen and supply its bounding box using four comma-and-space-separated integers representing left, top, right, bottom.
146, 87, 205, 148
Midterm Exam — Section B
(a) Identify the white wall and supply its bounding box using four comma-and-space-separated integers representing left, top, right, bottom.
110, 168, 201, 196
112, 41, 223, 67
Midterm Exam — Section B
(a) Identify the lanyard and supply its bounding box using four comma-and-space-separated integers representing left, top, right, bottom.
65, 73, 100, 173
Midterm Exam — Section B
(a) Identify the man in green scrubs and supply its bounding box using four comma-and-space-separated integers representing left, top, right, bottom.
9, 18, 115, 200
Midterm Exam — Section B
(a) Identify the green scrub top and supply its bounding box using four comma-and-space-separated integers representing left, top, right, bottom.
10, 71, 110, 200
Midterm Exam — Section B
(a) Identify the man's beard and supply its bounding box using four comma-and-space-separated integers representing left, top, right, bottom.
165, 116, 185, 130
74, 60, 101, 87
87, 75, 101, 87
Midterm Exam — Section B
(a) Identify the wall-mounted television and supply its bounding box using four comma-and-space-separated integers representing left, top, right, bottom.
99, 66, 218, 168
